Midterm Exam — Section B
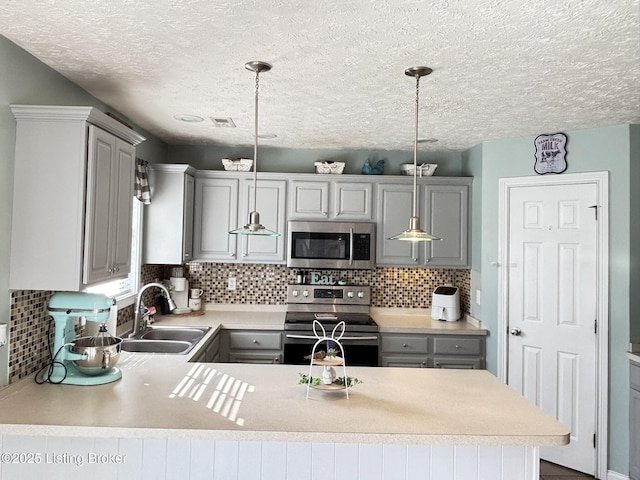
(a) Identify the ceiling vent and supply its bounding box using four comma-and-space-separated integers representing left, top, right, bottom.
211, 117, 236, 128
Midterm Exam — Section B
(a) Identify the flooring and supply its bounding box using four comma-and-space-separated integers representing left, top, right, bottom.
540, 460, 596, 480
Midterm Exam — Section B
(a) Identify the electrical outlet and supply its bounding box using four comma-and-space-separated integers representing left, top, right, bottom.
228, 277, 236, 291
475, 289, 481, 305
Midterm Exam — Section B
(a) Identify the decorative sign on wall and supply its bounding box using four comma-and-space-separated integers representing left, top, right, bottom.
534, 133, 568, 174
309, 272, 336, 285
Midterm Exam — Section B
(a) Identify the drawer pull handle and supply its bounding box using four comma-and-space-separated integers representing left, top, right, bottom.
252, 339, 258, 344
402, 343, 408, 348
455, 345, 460, 349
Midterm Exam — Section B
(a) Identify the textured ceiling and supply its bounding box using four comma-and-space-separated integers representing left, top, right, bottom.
1, 0, 639, 152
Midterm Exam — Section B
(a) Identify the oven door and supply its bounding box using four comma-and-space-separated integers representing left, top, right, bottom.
283, 332, 379, 367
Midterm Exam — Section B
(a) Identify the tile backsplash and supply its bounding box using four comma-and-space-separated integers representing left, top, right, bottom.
8, 263, 469, 384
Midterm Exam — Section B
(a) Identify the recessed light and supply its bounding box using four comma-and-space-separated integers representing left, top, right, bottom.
418, 138, 438, 144
174, 114, 204, 123
211, 117, 236, 128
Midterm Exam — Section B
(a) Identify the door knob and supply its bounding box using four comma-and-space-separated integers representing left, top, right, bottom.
510, 327, 522, 336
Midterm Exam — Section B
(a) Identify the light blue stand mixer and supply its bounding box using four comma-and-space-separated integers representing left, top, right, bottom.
39, 292, 122, 386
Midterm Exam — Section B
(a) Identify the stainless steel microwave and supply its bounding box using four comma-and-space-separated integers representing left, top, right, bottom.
287, 221, 376, 270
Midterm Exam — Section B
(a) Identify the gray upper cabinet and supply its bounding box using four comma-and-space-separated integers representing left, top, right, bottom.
143, 164, 196, 265
289, 179, 373, 220
376, 177, 471, 268
9, 105, 145, 291
192, 172, 286, 263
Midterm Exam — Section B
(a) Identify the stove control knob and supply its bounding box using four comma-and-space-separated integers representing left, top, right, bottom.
357, 291, 365, 299
302, 290, 310, 297
291, 289, 299, 297
347, 291, 354, 298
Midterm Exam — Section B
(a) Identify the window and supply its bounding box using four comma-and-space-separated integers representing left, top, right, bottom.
86, 198, 143, 307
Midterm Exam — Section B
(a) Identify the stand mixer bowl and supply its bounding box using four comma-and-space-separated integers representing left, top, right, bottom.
70, 336, 122, 376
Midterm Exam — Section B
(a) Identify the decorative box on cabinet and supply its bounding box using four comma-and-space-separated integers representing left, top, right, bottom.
9, 105, 145, 291
192, 172, 286, 263
220, 330, 283, 364
376, 177, 471, 268
289, 179, 373, 220
631, 360, 640, 480
143, 164, 196, 265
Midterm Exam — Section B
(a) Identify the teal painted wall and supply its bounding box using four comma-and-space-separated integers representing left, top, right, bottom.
0, 35, 167, 384
462, 144, 483, 320
630, 124, 640, 344
167, 144, 464, 176
479, 124, 634, 475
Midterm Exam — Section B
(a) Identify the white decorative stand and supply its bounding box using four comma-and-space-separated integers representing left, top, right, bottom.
305, 320, 350, 399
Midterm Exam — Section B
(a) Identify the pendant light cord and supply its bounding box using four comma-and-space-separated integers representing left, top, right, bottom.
252, 69, 260, 214
412, 73, 420, 219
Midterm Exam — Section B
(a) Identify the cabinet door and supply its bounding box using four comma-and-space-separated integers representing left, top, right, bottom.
334, 182, 372, 219
110, 140, 135, 276
84, 126, 115, 284
289, 180, 329, 219
182, 174, 195, 262
192, 177, 239, 261
422, 184, 469, 267
239, 179, 286, 262
375, 183, 418, 266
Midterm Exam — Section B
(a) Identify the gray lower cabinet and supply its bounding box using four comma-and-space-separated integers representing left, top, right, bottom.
221, 330, 283, 364
631, 361, 640, 480
380, 333, 485, 369
192, 332, 221, 363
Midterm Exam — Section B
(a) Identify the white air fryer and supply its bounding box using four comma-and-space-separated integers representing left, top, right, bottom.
431, 285, 461, 322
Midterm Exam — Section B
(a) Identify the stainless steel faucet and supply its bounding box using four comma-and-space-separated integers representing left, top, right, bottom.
129, 282, 177, 337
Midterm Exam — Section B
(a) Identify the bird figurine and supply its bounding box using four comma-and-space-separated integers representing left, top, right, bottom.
362, 157, 385, 175
304, 350, 326, 361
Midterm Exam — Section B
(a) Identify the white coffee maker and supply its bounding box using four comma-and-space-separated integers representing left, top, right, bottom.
169, 267, 189, 312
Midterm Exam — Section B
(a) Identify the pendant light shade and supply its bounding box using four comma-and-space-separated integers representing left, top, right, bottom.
229, 61, 280, 237
388, 66, 441, 242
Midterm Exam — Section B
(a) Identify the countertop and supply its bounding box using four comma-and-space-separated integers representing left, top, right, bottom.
121, 304, 487, 338
0, 306, 558, 447
0, 356, 567, 446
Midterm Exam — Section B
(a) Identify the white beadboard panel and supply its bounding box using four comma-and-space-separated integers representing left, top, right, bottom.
407, 445, 431, 480
166, 437, 192, 480
214, 440, 239, 480
0, 435, 543, 480
431, 445, 455, 480
359, 443, 383, 480
2, 435, 48, 479
311, 442, 335, 480
141, 437, 167, 480
382, 444, 407, 480
286, 442, 312, 480
502, 446, 527, 479
189, 438, 215, 479
335, 443, 359, 480
92, 437, 120, 480
454, 445, 478, 479
117, 437, 143, 479
238, 441, 261, 480
261, 441, 286, 480
477, 446, 502, 480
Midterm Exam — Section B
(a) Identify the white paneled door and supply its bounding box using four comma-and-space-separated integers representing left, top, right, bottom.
507, 182, 597, 475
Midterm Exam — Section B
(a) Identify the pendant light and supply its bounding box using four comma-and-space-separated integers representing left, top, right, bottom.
388, 66, 442, 242
229, 61, 280, 237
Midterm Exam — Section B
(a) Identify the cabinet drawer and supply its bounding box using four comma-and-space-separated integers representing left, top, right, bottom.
433, 356, 483, 369
381, 335, 429, 354
433, 337, 483, 355
631, 361, 640, 391
228, 331, 282, 350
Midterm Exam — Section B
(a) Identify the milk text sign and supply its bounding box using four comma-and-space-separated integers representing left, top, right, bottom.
534, 133, 567, 174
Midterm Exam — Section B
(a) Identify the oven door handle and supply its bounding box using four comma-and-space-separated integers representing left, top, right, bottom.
340, 336, 379, 341
349, 227, 354, 266
286, 334, 318, 339
286, 334, 378, 341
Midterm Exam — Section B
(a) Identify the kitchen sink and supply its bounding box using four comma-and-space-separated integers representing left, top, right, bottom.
121, 339, 194, 354
121, 326, 211, 354
139, 326, 210, 342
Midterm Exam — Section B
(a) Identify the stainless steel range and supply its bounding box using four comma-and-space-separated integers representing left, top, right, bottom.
283, 285, 379, 366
